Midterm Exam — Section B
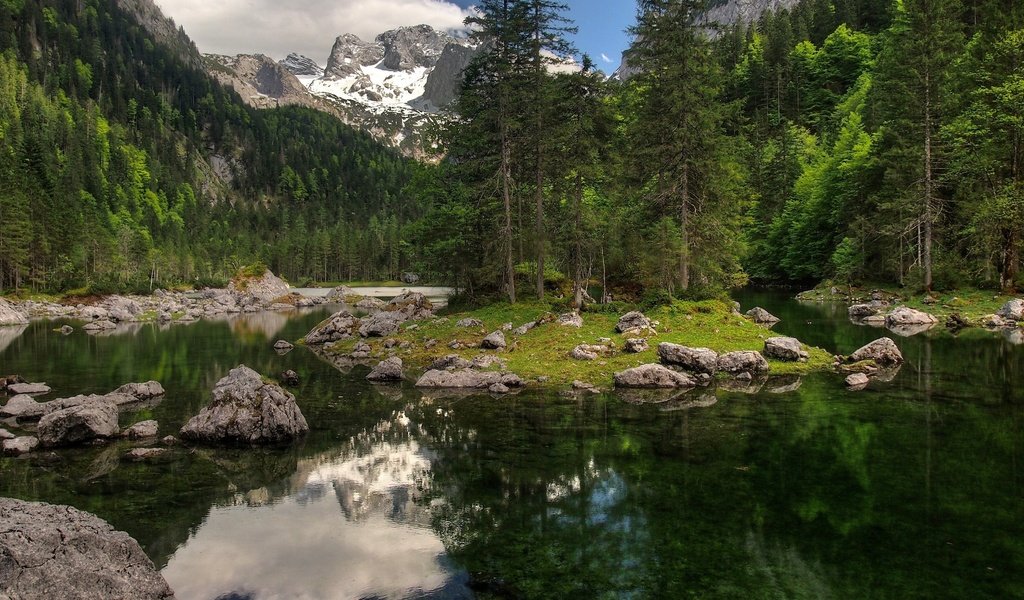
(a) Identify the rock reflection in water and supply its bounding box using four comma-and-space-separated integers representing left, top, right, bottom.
162, 412, 470, 600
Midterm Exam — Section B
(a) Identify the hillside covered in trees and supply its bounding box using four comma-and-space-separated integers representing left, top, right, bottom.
0, 0, 417, 293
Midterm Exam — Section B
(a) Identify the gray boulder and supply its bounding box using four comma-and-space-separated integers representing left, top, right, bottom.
355, 297, 386, 310
367, 357, 404, 382
849, 304, 880, 318
415, 369, 523, 389
0, 395, 45, 419
456, 318, 483, 328
228, 269, 289, 302
624, 338, 650, 353
112, 381, 165, 401
997, 299, 1024, 321
0, 298, 28, 326
763, 337, 809, 361
123, 420, 159, 440
481, 331, 507, 350
324, 285, 357, 302
488, 383, 510, 394
746, 307, 781, 325
6, 382, 50, 395
557, 312, 584, 328
570, 345, 600, 361
274, 340, 294, 351
2, 436, 39, 455
304, 310, 359, 344
0, 498, 174, 599
359, 312, 403, 338
384, 290, 434, 320
717, 351, 770, 375
849, 337, 904, 367
513, 321, 538, 335
613, 364, 696, 389
658, 343, 719, 375
179, 365, 309, 444
37, 400, 119, 447
885, 306, 938, 326
430, 355, 473, 370
616, 311, 652, 333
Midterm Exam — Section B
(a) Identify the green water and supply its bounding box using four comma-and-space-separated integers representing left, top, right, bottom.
1, 293, 1023, 599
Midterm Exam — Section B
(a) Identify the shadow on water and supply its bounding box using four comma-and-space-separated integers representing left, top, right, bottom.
1, 292, 1023, 599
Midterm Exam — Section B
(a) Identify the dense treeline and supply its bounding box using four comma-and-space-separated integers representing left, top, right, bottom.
0, 0, 416, 292
414, 0, 1024, 301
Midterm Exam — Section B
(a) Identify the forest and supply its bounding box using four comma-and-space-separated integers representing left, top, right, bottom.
0, 0, 1022, 302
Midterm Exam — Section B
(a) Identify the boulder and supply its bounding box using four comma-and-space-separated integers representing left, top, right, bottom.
274, 340, 294, 351
624, 338, 649, 353
37, 400, 119, 447
456, 318, 483, 328
7, 382, 50, 395
488, 383, 510, 394
0, 298, 28, 326
849, 337, 904, 367
358, 311, 403, 337
997, 299, 1024, 321
613, 364, 696, 389
557, 312, 584, 328
481, 331, 507, 350
179, 365, 309, 444
2, 436, 38, 455
763, 337, 809, 361
885, 306, 938, 326
616, 311, 652, 333
367, 357, 404, 382
384, 290, 434, 320
570, 345, 599, 361
0, 428, 12, 440
324, 285, 357, 302
746, 307, 781, 325
716, 351, 770, 375
304, 310, 359, 344
430, 355, 473, 370
280, 370, 300, 386
415, 369, 523, 389
112, 381, 165, 401
0, 395, 45, 419
123, 420, 159, 440
658, 344, 719, 375
0, 498, 174, 599
849, 304, 880, 318
229, 269, 290, 302
846, 373, 870, 388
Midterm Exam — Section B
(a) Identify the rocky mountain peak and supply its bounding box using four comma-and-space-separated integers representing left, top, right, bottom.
375, 24, 455, 71
280, 53, 322, 77
325, 33, 386, 79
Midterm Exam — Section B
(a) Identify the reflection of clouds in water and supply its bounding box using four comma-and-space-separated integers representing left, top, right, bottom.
163, 412, 468, 600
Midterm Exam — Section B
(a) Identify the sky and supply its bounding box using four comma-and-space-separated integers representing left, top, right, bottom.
154, 0, 637, 73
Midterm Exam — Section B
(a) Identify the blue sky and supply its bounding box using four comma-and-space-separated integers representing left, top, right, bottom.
158, 0, 638, 70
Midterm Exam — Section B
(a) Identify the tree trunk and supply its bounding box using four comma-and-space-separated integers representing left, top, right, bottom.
534, 4, 545, 301
501, 109, 517, 304
923, 69, 934, 291
680, 164, 690, 291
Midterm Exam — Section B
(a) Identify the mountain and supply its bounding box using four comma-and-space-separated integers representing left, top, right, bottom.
204, 25, 480, 159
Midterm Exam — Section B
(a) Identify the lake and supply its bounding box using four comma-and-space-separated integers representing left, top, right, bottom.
1, 291, 1022, 599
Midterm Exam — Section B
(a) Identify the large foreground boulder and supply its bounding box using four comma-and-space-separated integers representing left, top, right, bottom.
304, 310, 359, 344
763, 337, 809, 361
717, 351, 770, 375
415, 369, 523, 389
180, 365, 309, 444
997, 299, 1024, 321
658, 344, 719, 375
37, 400, 119, 447
0, 498, 174, 599
885, 306, 938, 326
613, 364, 696, 388
0, 298, 27, 326
849, 337, 904, 367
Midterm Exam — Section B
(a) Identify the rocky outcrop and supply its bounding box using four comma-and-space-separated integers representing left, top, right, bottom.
415, 369, 524, 389
325, 33, 386, 78
849, 338, 904, 367
658, 344, 719, 375
378, 25, 453, 71
763, 337, 809, 361
0, 498, 174, 599
716, 351, 770, 375
228, 269, 290, 302
616, 311, 652, 334
885, 306, 938, 326
745, 307, 781, 325
179, 365, 309, 444
305, 310, 359, 344
997, 299, 1024, 321
383, 290, 434, 320
37, 400, 119, 447
280, 53, 323, 77
421, 42, 479, 109
613, 364, 696, 388
0, 298, 27, 326
367, 357, 404, 382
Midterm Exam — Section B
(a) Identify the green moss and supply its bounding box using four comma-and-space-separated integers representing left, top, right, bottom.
326, 300, 834, 386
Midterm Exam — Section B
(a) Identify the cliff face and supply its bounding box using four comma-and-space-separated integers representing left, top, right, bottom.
204, 54, 316, 110
115, 0, 202, 67
419, 43, 479, 111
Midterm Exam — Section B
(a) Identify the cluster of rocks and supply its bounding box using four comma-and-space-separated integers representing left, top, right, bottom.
983, 299, 1024, 331
837, 337, 905, 390
305, 291, 435, 345
848, 303, 939, 336
1, 381, 167, 455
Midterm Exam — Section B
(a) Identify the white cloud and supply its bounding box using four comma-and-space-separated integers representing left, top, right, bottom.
600, 52, 612, 63
155, 0, 474, 63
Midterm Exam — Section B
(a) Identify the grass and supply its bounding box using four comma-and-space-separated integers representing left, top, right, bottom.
322, 299, 835, 386
798, 282, 1021, 325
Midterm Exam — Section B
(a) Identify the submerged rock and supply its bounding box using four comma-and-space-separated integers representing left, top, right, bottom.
658, 344, 719, 375
367, 357, 404, 382
763, 337, 809, 361
849, 337, 904, 367
616, 311, 652, 333
746, 307, 780, 325
179, 365, 309, 444
716, 351, 770, 375
124, 448, 169, 462
0, 498, 174, 599
846, 373, 870, 388
37, 400, 119, 447
613, 364, 696, 389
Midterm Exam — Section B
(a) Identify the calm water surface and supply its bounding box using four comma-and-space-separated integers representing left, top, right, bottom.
1, 292, 1023, 599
